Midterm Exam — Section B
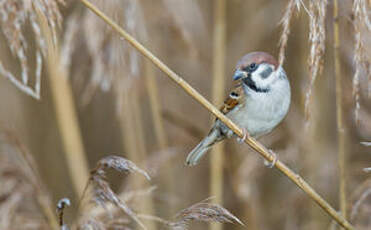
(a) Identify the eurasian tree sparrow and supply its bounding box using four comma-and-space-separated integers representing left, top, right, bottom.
186, 52, 291, 166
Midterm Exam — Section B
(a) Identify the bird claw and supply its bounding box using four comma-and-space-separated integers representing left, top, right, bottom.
264, 150, 277, 168
237, 128, 249, 144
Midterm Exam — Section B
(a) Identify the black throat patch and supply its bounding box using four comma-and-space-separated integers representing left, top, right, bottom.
243, 77, 270, 93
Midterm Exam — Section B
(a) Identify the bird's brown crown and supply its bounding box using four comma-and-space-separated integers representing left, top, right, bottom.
236, 52, 278, 70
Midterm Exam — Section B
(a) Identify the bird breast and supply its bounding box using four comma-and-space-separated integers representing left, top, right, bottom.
227, 77, 290, 137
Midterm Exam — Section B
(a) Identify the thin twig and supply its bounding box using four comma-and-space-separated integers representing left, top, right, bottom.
333, 0, 348, 221
145, 60, 168, 149
78, 1, 355, 229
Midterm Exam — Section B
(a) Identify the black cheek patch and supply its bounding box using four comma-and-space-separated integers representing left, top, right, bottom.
243, 76, 270, 93
260, 67, 273, 79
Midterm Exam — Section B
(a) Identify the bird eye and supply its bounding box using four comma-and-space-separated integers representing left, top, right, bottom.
243, 63, 258, 72
249, 63, 257, 70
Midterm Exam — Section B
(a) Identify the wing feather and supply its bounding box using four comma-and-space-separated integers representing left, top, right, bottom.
219, 84, 245, 115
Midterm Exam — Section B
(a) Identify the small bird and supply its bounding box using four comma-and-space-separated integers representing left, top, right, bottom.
186, 52, 291, 166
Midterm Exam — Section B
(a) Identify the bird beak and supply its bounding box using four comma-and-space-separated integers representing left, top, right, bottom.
233, 70, 247, 81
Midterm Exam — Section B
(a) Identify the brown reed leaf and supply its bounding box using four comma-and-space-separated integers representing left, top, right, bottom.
0, 0, 64, 99
304, 0, 328, 122
168, 199, 244, 230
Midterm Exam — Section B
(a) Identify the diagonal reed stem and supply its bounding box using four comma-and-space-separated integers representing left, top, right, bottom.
78, 0, 355, 229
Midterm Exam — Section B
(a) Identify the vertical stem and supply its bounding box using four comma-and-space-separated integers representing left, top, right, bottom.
210, 0, 226, 230
145, 60, 168, 149
120, 90, 156, 230
333, 0, 347, 221
144, 60, 174, 215
37, 7, 90, 198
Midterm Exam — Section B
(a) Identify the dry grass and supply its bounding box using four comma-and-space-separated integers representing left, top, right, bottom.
0, 130, 58, 230
304, 0, 328, 122
278, 0, 299, 67
352, 0, 371, 123
69, 155, 241, 230
80, 155, 150, 230
0, 0, 64, 99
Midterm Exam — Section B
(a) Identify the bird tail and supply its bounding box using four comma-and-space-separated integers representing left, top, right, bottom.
185, 129, 220, 166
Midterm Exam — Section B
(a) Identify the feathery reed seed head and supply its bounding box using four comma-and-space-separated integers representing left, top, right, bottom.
0, 0, 64, 99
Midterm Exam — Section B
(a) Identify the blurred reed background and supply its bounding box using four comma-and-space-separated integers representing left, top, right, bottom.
0, 0, 370, 230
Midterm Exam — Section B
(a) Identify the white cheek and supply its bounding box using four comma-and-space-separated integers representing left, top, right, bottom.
252, 64, 276, 88
252, 71, 268, 88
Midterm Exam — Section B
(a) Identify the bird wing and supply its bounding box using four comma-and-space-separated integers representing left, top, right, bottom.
219, 83, 245, 115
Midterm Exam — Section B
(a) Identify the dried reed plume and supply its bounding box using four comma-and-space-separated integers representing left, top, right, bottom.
77, 185, 156, 230
162, 0, 206, 57
352, 0, 371, 123
0, 130, 58, 230
304, 0, 328, 122
81, 155, 150, 230
0, 0, 64, 99
168, 199, 244, 230
73, 154, 243, 230
139, 199, 244, 230
62, 0, 147, 110
278, 0, 300, 66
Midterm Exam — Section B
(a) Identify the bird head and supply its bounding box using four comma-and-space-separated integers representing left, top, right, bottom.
233, 52, 280, 93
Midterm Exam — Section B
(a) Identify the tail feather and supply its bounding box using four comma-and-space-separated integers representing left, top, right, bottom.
185, 129, 220, 166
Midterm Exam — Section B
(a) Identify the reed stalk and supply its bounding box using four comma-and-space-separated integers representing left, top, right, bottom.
333, 0, 348, 223
79, 1, 355, 229
119, 91, 156, 230
36, 5, 90, 199
144, 59, 175, 216
145, 60, 168, 149
210, 0, 226, 230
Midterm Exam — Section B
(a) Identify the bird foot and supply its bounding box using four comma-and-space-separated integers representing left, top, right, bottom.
237, 128, 249, 144
264, 150, 277, 168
